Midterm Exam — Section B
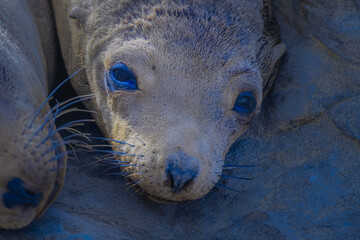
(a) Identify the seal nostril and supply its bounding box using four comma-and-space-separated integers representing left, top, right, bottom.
169, 173, 175, 189
166, 165, 197, 193
165, 149, 200, 193
2, 178, 42, 209
181, 178, 194, 190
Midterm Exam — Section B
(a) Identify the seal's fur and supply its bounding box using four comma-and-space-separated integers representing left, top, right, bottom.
52, 0, 285, 202
0, 0, 66, 229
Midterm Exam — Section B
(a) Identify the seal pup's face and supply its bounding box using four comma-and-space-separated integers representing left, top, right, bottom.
0, 51, 67, 229
76, 1, 285, 202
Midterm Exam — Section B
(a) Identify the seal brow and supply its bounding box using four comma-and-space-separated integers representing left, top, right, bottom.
229, 67, 252, 79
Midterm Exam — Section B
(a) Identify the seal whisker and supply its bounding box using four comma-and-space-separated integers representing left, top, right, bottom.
70, 141, 104, 150
49, 119, 95, 135
109, 164, 138, 168
33, 93, 94, 137
220, 175, 254, 180
100, 156, 130, 162
102, 166, 121, 174
21, 96, 53, 136
47, 103, 61, 137
37, 123, 87, 148
215, 182, 241, 193
126, 179, 144, 190
62, 133, 91, 142
135, 137, 146, 147
27, 100, 59, 144
102, 165, 137, 174
96, 154, 117, 159
86, 144, 121, 149
77, 143, 121, 151
51, 94, 95, 119
133, 187, 145, 195
26, 66, 85, 130
127, 172, 144, 178
29, 101, 60, 141
62, 129, 91, 142
43, 97, 95, 138
100, 159, 130, 164
46, 150, 75, 163
88, 137, 135, 147
98, 159, 131, 165
53, 107, 97, 120
91, 154, 131, 166
110, 172, 134, 176
87, 149, 136, 157
143, 52, 152, 65
37, 98, 64, 132
79, 158, 104, 168
41, 139, 83, 156
40, 93, 95, 128
66, 140, 80, 161
122, 166, 135, 173
222, 164, 259, 169
38, 101, 62, 130
28, 93, 95, 143
55, 93, 95, 110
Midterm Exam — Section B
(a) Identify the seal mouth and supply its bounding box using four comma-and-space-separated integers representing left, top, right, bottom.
127, 180, 176, 204
35, 133, 67, 219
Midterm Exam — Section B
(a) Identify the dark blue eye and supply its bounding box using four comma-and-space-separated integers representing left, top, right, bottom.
233, 92, 257, 114
107, 63, 138, 91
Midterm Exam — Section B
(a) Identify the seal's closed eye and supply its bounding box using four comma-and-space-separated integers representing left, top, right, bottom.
233, 92, 257, 114
107, 63, 138, 91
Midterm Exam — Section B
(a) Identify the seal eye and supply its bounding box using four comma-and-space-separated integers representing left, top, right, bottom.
107, 63, 138, 91
233, 91, 257, 114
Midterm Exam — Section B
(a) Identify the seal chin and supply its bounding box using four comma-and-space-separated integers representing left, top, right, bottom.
130, 184, 174, 204
143, 193, 174, 204
35, 132, 67, 220
128, 179, 214, 203
133, 186, 211, 203
0, 208, 38, 230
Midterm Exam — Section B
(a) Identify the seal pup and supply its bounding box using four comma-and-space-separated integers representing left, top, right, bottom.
52, 0, 285, 202
0, 0, 68, 229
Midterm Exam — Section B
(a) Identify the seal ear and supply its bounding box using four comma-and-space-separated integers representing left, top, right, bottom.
271, 43, 286, 65
69, 7, 90, 25
262, 43, 286, 96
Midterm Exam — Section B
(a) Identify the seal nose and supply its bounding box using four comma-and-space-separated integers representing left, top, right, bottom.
2, 178, 42, 209
165, 149, 199, 193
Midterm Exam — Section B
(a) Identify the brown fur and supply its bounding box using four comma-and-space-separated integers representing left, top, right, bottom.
0, 0, 66, 229
52, 0, 285, 202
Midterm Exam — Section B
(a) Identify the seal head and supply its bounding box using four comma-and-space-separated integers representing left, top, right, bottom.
57, 0, 285, 202
0, 0, 67, 229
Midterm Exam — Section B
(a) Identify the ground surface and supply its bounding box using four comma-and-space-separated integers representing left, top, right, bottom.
1, 0, 359, 239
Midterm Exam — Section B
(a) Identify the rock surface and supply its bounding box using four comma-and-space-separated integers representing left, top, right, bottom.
1, 0, 359, 239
